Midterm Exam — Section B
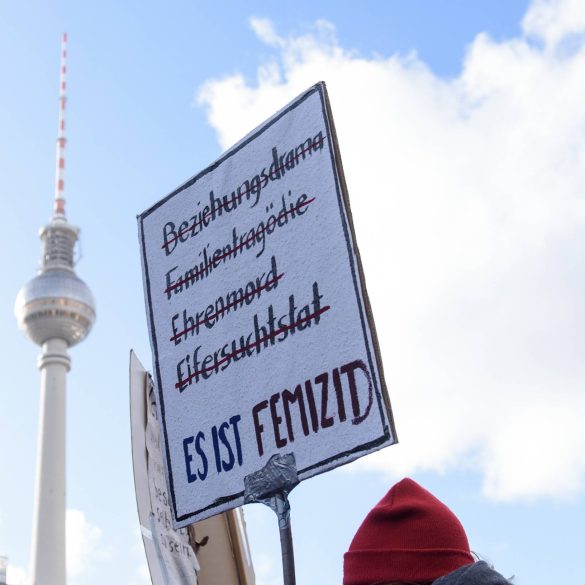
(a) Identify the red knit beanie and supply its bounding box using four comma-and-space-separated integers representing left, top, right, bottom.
343, 478, 475, 585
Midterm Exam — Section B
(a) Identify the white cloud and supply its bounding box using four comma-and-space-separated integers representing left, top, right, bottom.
523, 0, 585, 49
6, 564, 26, 585
254, 552, 281, 585
197, 0, 585, 502
66, 509, 111, 579
131, 562, 152, 585
249, 17, 283, 48
130, 529, 151, 585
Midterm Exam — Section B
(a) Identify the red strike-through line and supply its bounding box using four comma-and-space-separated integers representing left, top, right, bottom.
169, 272, 285, 342
163, 196, 315, 296
161, 136, 325, 251
175, 304, 331, 390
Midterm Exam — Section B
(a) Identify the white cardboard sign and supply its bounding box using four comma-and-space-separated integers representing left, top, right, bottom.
129, 351, 200, 583
138, 82, 396, 527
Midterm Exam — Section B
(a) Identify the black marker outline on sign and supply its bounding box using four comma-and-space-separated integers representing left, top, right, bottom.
138, 82, 396, 525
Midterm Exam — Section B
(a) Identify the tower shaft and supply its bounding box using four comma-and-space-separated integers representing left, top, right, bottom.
29, 339, 70, 585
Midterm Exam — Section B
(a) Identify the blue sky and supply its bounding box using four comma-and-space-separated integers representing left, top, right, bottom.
1, 1, 585, 583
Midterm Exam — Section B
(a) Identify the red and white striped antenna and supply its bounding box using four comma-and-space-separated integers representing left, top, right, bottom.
53, 32, 68, 218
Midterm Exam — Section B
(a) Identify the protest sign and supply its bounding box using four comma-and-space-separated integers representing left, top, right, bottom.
138, 82, 396, 528
130, 350, 200, 583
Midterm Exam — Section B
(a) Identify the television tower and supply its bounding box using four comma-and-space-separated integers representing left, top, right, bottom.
14, 33, 96, 585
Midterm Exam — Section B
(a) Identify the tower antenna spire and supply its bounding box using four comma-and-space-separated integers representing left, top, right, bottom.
54, 32, 68, 218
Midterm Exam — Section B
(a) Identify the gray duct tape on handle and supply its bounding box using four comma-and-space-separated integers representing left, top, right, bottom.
243, 453, 299, 528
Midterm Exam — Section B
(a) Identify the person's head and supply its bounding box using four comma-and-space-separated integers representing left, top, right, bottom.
343, 478, 475, 585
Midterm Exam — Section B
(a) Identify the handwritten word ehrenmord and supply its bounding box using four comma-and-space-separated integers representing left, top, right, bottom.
170, 255, 283, 344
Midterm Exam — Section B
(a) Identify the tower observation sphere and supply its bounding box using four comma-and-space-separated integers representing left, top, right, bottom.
15, 215, 96, 346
